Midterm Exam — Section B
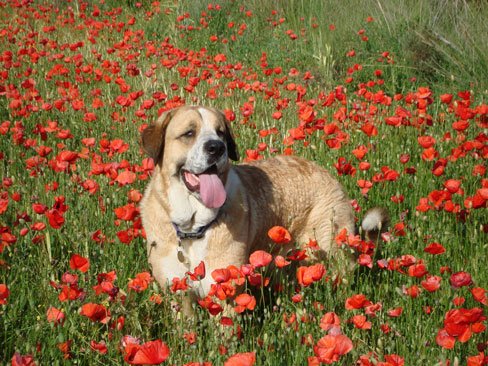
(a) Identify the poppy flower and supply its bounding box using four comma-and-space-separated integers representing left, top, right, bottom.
387, 307, 403, 317
297, 264, 325, 287
11, 353, 37, 366
128, 272, 153, 292
0, 283, 9, 304
234, 293, 256, 313
320, 312, 341, 331
421, 275, 442, 292
313, 334, 353, 364
268, 226, 291, 243
80, 303, 111, 324
224, 351, 255, 366
249, 250, 272, 268
197, 297, 223, 316
467, 352, 488, 366
274, 255, 291, 268
186, 261, 205, 281
123, 339, 170, 365
90, 341, 108, 354
116, 170, 136, 186
350, 315, 371, 330
470, 287, 488, 306
211, 268, 231, 283
47, 306, 65, 326
450, 271, 473, 289
424, 242, 445, 255
70, 254, 90, 273
345, 294, 372, 310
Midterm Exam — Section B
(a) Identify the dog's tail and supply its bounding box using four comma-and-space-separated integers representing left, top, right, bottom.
361, 207, 389, 242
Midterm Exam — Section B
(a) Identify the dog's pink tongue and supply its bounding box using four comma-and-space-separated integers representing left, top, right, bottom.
199, 173, 226, 208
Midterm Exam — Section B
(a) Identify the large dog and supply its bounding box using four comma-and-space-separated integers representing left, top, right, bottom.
140, 106, 387, 312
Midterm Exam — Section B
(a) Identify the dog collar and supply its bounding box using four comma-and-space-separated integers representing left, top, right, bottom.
172, 220, 216, 241
172, 212, 221, 264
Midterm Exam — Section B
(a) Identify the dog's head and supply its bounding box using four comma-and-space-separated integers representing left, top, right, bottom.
141, 106, 239, 209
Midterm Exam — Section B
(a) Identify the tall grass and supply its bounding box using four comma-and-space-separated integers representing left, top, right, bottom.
0, 0, 487, 365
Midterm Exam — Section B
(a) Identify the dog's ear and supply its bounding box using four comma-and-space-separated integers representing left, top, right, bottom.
140, 108, 176, 163
218, 109, 239, 162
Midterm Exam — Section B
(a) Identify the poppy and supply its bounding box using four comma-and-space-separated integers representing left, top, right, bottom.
224, 352, 255, 366
123, 339, 170, 365
80, 303, 111, 324
89, 341, 107, 354
350, 315, 371, 330
313, 334, 353, 364
297, 264, 325, 287
47, 307, 65, 326
11, 353, 37, 366
345, 294, 372, 310
234, 294, 256, 313
424, 242, 445, 255
249, 250, 272, 268
267, 226, 291, 243
450, 271, 473, 289
387, 307, 403, 317
421, 276, 442, 292
186, 261, 205, 281
70, 254, 89, 273
319, 312, 341, 331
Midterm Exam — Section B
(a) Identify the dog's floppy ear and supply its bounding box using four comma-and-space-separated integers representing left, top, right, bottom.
140, 108, 176, 163
217, 109, 239, 162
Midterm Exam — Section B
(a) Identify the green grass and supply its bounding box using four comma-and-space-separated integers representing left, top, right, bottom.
0, 0, 487, 365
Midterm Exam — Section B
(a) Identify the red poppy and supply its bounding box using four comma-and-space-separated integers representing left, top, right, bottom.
274, 255, 291, 268
224, 351, 255, 366
249, 250, 272, 268
297, 264, 325, 287
128, 272, 153, 292
116, 170, 136, 186
267, 226, 291, 243
320, 312, 341, 331
123, 339, 170, 365
350, 315, 371, 330
387, 307, 403, 317
70, 254, 90, 273
345, 294, 372, 310
313, 334, 353, 364
418, 135, 436, 148
436, 328, 456, 349
450, 271, 473, 289
11, 353, 37, 366
234, 294, 256, 313
0, 284, 9, 304
90, 341, 108, 354
211, 268, 231, 283
186, 261, 206, 281
407, 264, 428, 278
197, 297, 223, 316
467, 352, 488, 366
470, 287, 488, 306
421, 275, 442, 292
47, 307, 65, 326
80, 303, 111, 324
424, 242, 445, 255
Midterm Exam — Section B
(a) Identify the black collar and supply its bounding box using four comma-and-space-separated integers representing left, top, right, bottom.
172, 216, 218, 241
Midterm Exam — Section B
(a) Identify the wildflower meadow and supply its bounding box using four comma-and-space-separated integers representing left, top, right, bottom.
1, 0, 487, 365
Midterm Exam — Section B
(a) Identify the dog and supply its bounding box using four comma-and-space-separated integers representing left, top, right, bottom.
140, 105, 388, 313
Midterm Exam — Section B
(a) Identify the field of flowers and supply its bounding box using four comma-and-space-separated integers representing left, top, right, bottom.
0, 0, 487, 365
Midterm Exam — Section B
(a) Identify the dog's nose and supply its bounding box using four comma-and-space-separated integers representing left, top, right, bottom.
204, 140, 226, 158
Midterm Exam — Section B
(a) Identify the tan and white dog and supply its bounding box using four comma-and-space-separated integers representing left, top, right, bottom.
140, 105, 387, 311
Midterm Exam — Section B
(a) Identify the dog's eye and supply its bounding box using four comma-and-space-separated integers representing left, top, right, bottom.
181, 130, 195, 138
216, 129, 225, 139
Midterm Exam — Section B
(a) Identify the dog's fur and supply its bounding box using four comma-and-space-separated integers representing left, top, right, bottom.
140, 106, 387, 311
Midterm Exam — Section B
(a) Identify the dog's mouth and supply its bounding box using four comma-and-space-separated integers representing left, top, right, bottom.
181, 165, 226, 209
